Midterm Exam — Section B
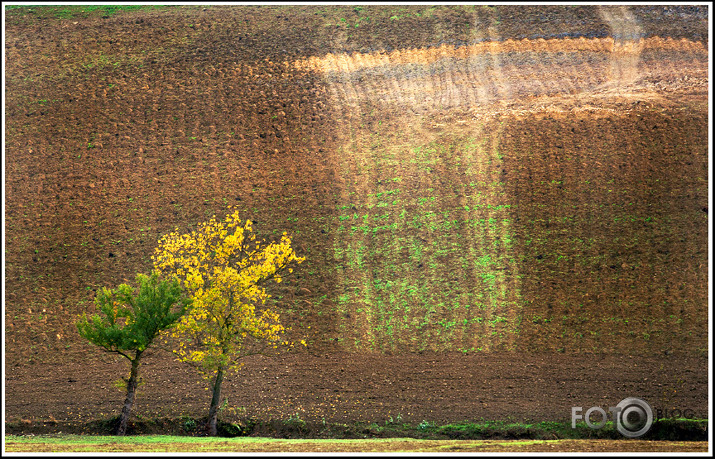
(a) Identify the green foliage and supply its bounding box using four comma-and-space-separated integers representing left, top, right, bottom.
182, 417, 197, 432
5, 5, 165, 20
76, 272, 191, 359
418, 420, 432, 430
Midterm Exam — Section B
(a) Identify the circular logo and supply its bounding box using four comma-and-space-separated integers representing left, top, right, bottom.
615, 397, 653, 438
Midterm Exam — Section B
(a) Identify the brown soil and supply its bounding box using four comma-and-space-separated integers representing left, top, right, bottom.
4, 351, 709, 428
4, 4, 709, 440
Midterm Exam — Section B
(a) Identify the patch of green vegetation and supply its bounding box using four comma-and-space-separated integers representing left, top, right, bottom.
332, 128, 521, 352
5, 417, 707, 447
5, 5, 167, 20
431, 418, 708, 441
0, 435, 543, 453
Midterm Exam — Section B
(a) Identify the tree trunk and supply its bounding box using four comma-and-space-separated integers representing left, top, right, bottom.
206, 367, 225, 436
116, 352, 142, 436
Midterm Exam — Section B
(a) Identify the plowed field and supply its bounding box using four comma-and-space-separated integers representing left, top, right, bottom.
4, 5, 709, 442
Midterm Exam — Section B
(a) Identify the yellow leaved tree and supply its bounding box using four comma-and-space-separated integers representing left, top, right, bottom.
152, 209, 304, 435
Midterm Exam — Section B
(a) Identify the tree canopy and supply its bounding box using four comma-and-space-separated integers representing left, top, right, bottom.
152, 209, 304, 435
76, 272, 190, 359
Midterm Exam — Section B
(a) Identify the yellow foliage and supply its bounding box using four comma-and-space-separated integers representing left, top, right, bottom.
152, 209, 304, 375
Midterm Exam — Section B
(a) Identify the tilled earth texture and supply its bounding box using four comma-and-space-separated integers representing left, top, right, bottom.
4, 4, 709, 434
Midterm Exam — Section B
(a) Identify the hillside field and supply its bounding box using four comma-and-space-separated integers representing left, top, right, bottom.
3, 4, 709, 441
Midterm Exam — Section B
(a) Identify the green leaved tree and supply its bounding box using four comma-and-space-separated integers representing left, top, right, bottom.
76, 272, 191, 435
